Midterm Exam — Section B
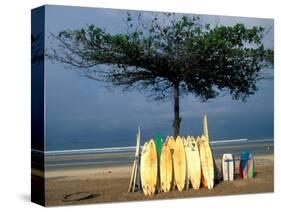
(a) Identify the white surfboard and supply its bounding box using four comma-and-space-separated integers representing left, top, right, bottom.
186, 136, 201, 189
222, 154, 234, 181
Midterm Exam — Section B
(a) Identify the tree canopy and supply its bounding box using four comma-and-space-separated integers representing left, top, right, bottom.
49, 13, 273, 137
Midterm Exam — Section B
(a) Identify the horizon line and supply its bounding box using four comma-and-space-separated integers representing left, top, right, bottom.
32, 137, 274, 154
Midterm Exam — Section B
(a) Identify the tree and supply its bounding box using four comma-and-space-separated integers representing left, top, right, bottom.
49, 14, 273, 138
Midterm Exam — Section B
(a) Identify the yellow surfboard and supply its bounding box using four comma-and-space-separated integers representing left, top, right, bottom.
203, 113, 209, 143
186, 136, 201, 189
167, 136, 176, 153
167, 136, 176, 189
140, 142, 148, 195
174, 136, 186, 191
140, 139, 158, 195
160, 141, 173, 192
183, 136, 189, 190
199, 135, 214, 189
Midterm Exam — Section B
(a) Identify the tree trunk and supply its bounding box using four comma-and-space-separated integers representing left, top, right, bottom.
173, 83, 181, 138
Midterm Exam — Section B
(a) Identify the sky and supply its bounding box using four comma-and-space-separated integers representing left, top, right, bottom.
43, 5, 274, 150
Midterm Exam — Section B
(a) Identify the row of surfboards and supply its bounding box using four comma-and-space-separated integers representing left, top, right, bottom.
140, 134, 214, 196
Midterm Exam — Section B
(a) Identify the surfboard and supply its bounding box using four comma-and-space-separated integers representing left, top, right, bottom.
182, 136, 189, 190
160, 141, 173, 192
174, 136, 186, 191
167, 136, 176, 189
195, 135, 200, 147
197, 136, 207, 187
222, 154, 234, 181
155, 133, 163, 192
167, 136, 176, 153
183, 136, 190, 190
203, 113, 209, 143
202, 113, 220, 182
155, 133, 163, 160
186, 136, 201, 189
140, 139, 158, 195
239, 151, 254, 179
199, 135, 214, 189
140, 142, 148, 195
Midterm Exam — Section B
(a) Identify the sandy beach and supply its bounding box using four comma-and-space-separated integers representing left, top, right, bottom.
41, 153, 274, 206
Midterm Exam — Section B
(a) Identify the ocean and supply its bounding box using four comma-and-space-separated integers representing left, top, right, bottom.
31, 138, 274, 171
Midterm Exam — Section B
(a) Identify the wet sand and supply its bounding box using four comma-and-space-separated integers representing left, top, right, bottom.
42, 153, 274, 206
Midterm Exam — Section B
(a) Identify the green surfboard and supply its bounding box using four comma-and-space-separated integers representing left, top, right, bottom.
155, 132, 163, 161
155, 132, 163, 192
